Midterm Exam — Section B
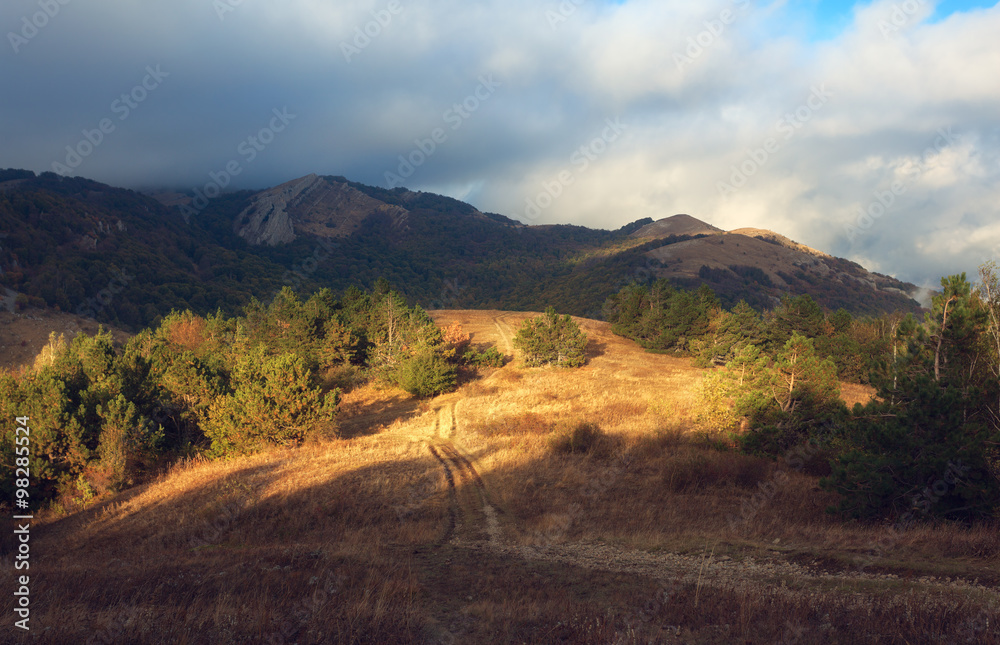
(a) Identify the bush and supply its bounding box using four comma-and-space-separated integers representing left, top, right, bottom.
96, 394, 163, 490
661, 450, 771, 492
822, 379, 1000, 522
204, 347, 338, 457
395, 350, 457, 397
514, 307, 587, 368
462, 346, 505, 368
549, 422, 614, 456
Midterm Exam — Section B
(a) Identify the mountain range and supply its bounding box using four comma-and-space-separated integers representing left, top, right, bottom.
0, 169, 922, 331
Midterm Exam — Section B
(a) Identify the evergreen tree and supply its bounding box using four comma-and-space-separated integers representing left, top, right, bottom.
203, 346, 337, 456
699, 333, 843, 453
765, 294, 829, 350
514, 307, 588, 367
694, 300, 764, 366
823, 273, 1000, 522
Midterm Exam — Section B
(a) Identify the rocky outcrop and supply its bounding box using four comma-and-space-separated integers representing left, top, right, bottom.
234, 174, 320, 246
233, 175, 410, 246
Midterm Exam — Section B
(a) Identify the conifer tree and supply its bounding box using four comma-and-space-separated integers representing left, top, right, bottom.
514, 307, 588, 367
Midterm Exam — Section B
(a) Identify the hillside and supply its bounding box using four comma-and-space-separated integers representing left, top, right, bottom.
630, 214, 724, 238
0, 303, 130, 371
0, 170, 922, 332
11, 310, 997, 644
630, 215, 919, 312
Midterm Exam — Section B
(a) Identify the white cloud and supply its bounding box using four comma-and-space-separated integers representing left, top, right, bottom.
0, 0, 998, 285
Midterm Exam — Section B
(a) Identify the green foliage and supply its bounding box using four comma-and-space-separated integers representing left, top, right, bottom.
514, 307, 588, 368
822, 273, 1000, 522
764, 294, 829, 351
394, 350, 457, 398
242, 288, 361, 372
693, 300, 764, 367
96, 394, 163, 490
462, 346, 505, 368
823, 378, 1000, 522
604, 279, 715, 352
204, 346, 338, 457
700, 334, 844, 455
0, 282, 454, 505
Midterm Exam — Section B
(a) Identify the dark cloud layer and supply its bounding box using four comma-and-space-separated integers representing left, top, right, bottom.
2, 0, 999, 287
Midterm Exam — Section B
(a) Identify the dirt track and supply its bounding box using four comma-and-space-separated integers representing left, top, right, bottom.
418, 310, 1000, 618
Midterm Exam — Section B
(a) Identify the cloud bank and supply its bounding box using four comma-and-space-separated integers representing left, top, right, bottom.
1, 0, 998, 286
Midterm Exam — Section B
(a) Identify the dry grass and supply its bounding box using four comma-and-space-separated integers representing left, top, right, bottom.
2, 310, 996, 644
0, 308, 131, 371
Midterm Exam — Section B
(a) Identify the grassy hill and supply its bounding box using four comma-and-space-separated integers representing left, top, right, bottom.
8, 311, 997, 644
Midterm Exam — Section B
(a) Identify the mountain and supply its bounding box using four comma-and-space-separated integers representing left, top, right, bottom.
626, 216, 916, 311
232, 174, 411, 246
630, 214, 724, 238
0, 169, 922, 330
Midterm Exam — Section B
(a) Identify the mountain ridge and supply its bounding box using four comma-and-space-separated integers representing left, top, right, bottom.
0, 169, 922, 329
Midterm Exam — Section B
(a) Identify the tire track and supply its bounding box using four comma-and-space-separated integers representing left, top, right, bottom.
493, 315, 516, 356
425, 397, 502, 546
438, 443, 485, 490
427, 445, 458, 545
437, 403, 454, 439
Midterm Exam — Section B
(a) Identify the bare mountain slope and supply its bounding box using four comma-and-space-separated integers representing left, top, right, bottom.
630, 216, 919, 311
232, 174, 411, 246
630, 214, 724, 238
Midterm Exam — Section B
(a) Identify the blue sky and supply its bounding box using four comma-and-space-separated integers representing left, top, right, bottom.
747, 0, 999, 40
1, 0, 999, 288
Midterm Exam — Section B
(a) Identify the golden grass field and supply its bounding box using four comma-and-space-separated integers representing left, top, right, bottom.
2, 310, 998, 644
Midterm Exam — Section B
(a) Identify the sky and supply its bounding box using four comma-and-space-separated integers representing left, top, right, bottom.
1, 0, 999, 289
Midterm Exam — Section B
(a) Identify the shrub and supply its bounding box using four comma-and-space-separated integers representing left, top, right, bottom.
204, 347, 338, 457
462, 345, 505, 368
394, 350, 457, 397
822, 379, 1000, 522
549, 422, 614, 456
96, 394, 163, 490
661, 450, 771, 492
514, 307, 587, 368
441, 321, 471, 357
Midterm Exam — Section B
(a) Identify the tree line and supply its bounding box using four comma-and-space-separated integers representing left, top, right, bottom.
0, 280, 501, 507
604, 269, 1000, 523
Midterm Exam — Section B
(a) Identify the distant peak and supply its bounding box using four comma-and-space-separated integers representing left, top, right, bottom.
629, 214, 724, 239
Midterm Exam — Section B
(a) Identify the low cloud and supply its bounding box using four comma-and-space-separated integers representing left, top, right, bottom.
1, 0, 998, 285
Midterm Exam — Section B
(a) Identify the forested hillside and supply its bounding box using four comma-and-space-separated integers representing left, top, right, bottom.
0, 170, 922, 332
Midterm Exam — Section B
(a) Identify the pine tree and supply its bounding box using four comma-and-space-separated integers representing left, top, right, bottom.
514, 307, 588, 367
822, 273, 1000, 522
204, 347, 337, 456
